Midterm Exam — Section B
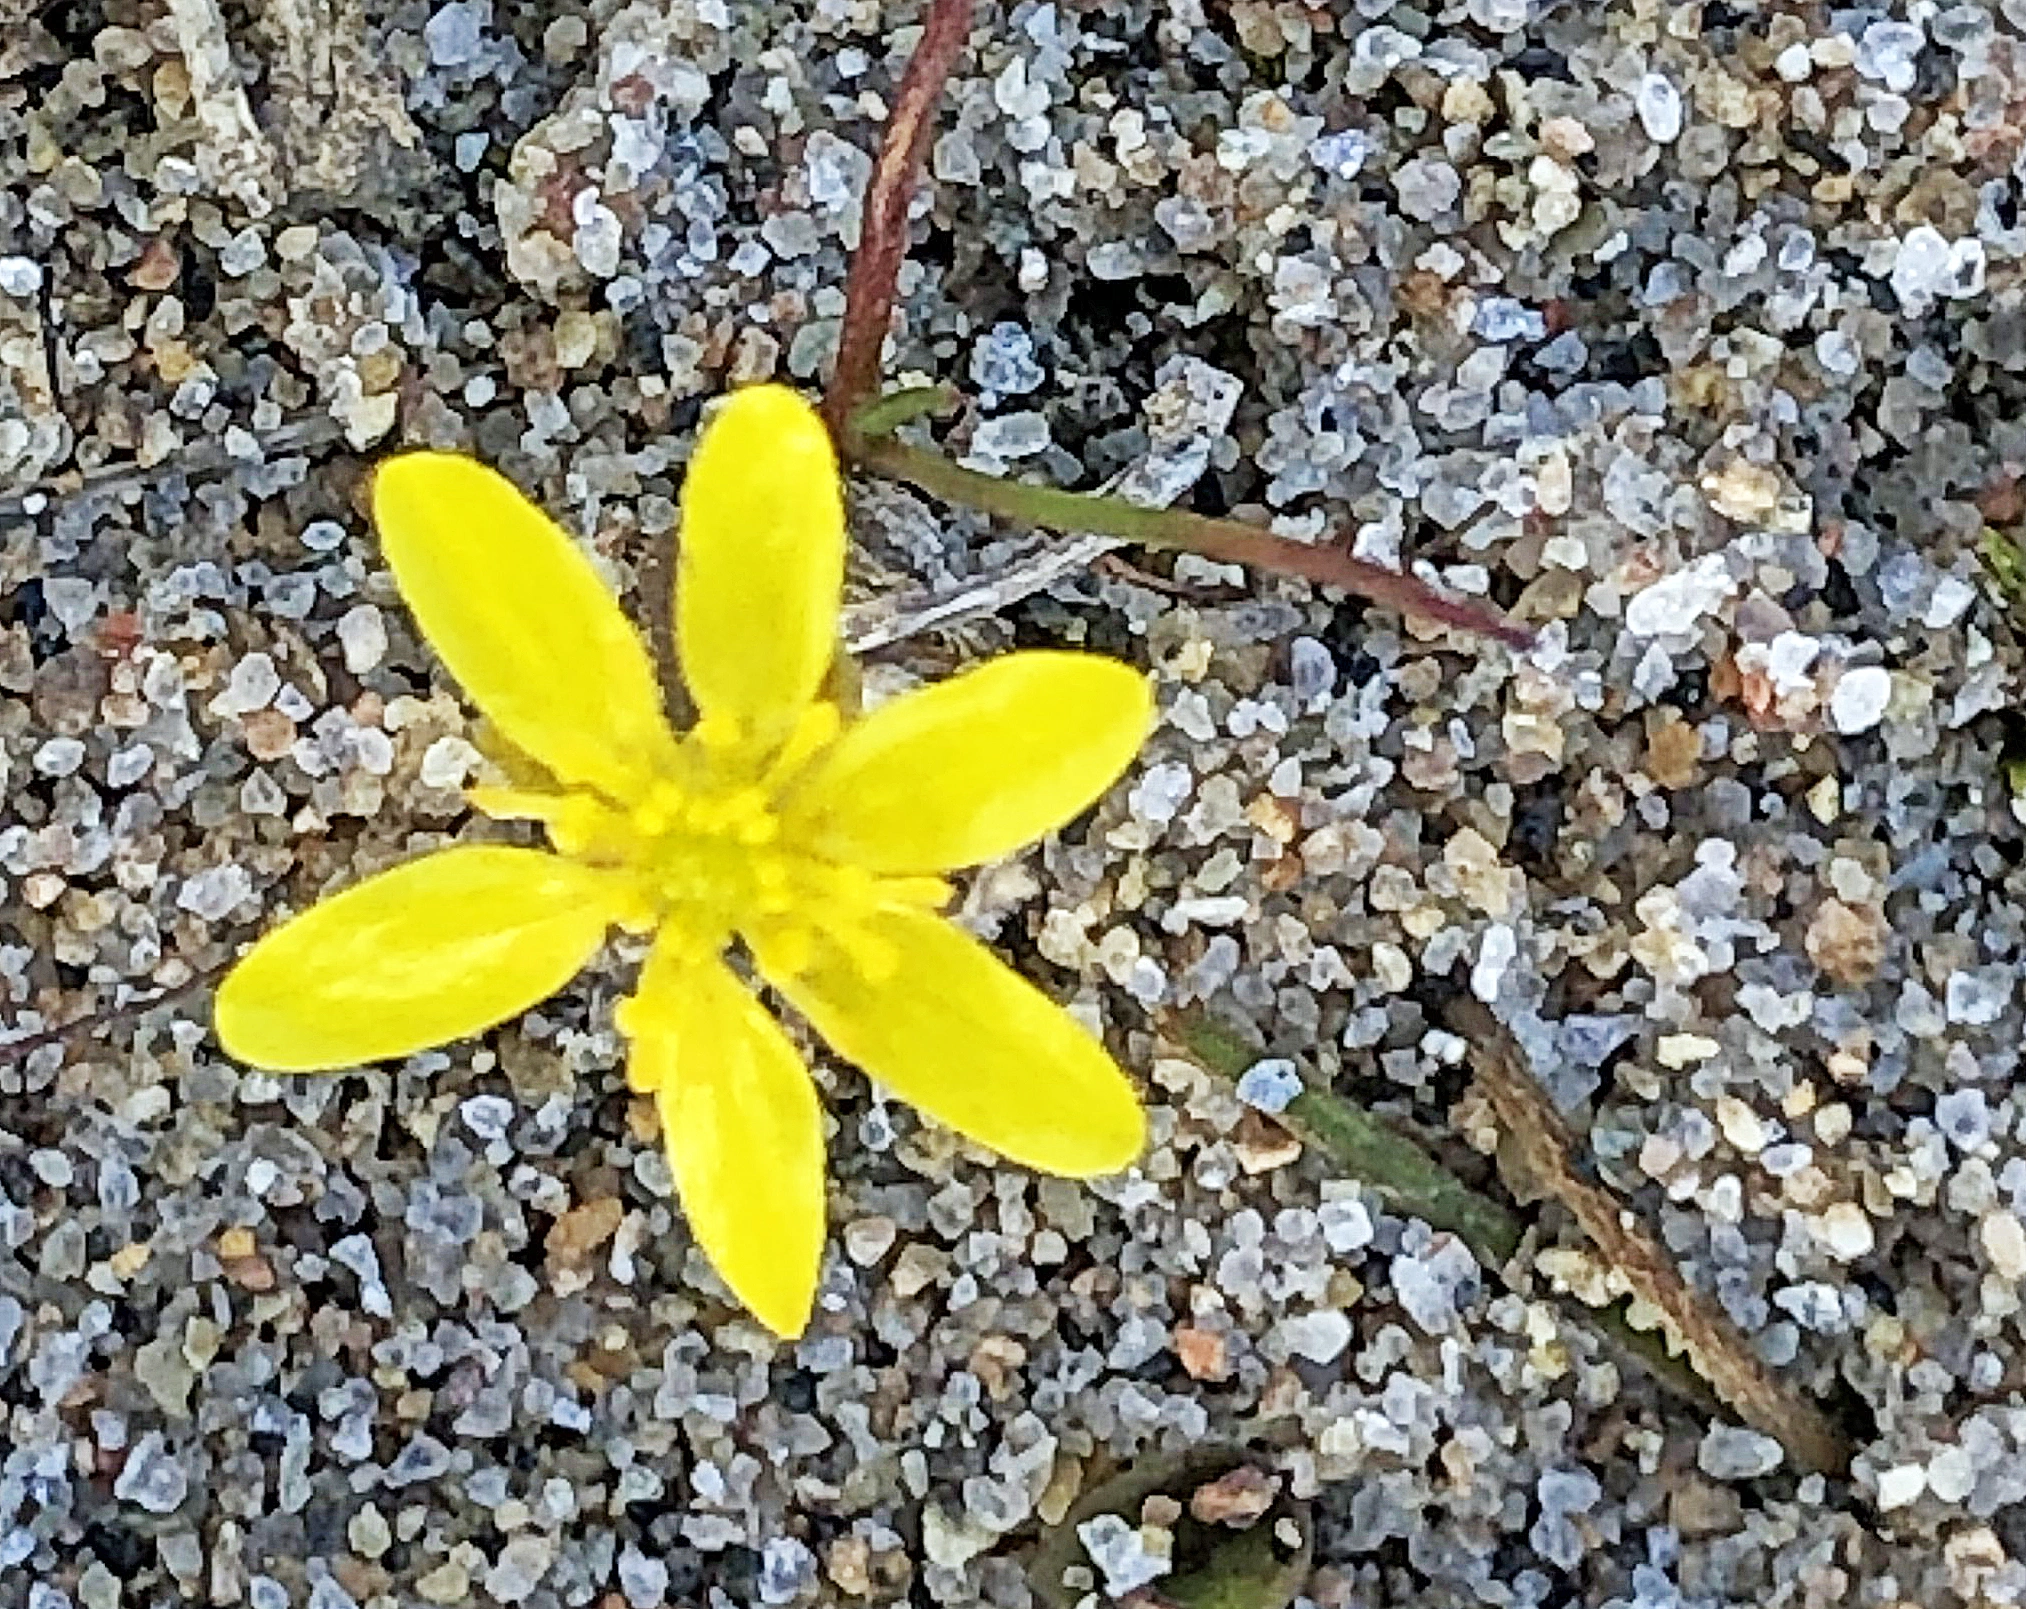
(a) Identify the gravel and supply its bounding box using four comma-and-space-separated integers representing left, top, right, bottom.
10, 0, 2026, 1605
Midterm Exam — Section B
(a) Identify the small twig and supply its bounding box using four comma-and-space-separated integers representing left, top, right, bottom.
1448, 1001, 1852, 1477
0, 964, 233, 1072
822, 0, 976, 446
0, 416, 347, 526
861, 436, 1535, 648
840, 531, 1117, 653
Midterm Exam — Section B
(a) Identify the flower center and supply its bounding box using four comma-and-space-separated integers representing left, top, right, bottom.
570, 779, 832, 944
470, 704, 947, 973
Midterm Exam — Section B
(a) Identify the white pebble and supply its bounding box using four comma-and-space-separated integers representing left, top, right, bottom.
210, 653, 282, 718
353, 728, 396, 776
1391, 1240, 1480, 1334
573, 201, 624, 278
1856, 20, 1924, 93
1237, 1058, 1302, 1114
218, 228, 266, 276
1875, 1463, 1927, 1510
1982, 1211, 2026, 1279
1274, 1307, 1353, 1365
0, 256, 42, 298
337, 605, 389, 673
425, 0, 488, 67
1828, 666, 1891, 734
1624, 553, 1736, 640
419, 735, 482, 790
1814, 328, 1860, 375
1319, 1197, 1373, 1253
107, 745, 154, 788
1635, 74, 1683, 142
178, 864, 254, 921
461, 1094, 516, 1141
1077, 1513, 1171, 1596
1288, 636, 1335, 702
923, 1507, 997, 1571
32, 737, 86, 778
1817, 1201, 1875, 1261
1393, 156, 1461, 220
1471, 924, 1517, 1002
1925, 573, 1977, 628
1892, 226, 1986, 310
43, 577, 100, 631
969, 411, 1052, 462
1128, 762, 1194, 827
1697, 1425, 1784, 1480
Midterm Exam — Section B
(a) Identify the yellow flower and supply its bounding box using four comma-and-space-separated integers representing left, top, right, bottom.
214, 384, 1152, 1335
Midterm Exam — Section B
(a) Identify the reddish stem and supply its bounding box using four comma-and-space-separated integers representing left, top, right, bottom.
858, 436, 1536, 650
823, 0, 977, 446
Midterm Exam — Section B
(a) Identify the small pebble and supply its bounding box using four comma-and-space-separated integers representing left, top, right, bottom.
1236, 1058, 1302, 1114
1698, 1426, 1784, 1480
1635, 75, 1684, 142
1829, 666, 1892, 734
114, 1432, 189, 1514
1875, 1464, 1927, 1510
1982, 1211, 2026, 1280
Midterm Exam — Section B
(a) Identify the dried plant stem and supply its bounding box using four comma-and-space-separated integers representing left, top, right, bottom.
1168, 1010, 1732, 1435
1449, 1002, 1851, 1476
860, 436, 1536, 648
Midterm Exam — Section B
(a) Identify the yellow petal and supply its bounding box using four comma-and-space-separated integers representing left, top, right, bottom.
372, 453, 681, 802
780, 652, 1153, 873
627, 946, 825, 1336
216, 846, 626, 1071
677, 385, 844, 739
764, 906, 1145, 1176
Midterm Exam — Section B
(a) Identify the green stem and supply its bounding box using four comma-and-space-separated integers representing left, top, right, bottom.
848, 384, 958, 443
858, 436, 1535, 649
1172, 1012, 1523, 1260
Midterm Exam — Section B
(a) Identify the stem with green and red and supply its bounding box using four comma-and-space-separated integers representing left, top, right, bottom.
820, 0, 1533, 650
859, 435, 1536, 649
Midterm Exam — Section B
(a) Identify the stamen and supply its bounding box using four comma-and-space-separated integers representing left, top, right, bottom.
513, 711, 918, 982
611, 886, 660, 935
751, 923, 814, 978
692, 710, 744, 754
751, 859, 795, 914
546, 796, 616, 858
631, 780, 689, 837
830, 922, 900, 985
